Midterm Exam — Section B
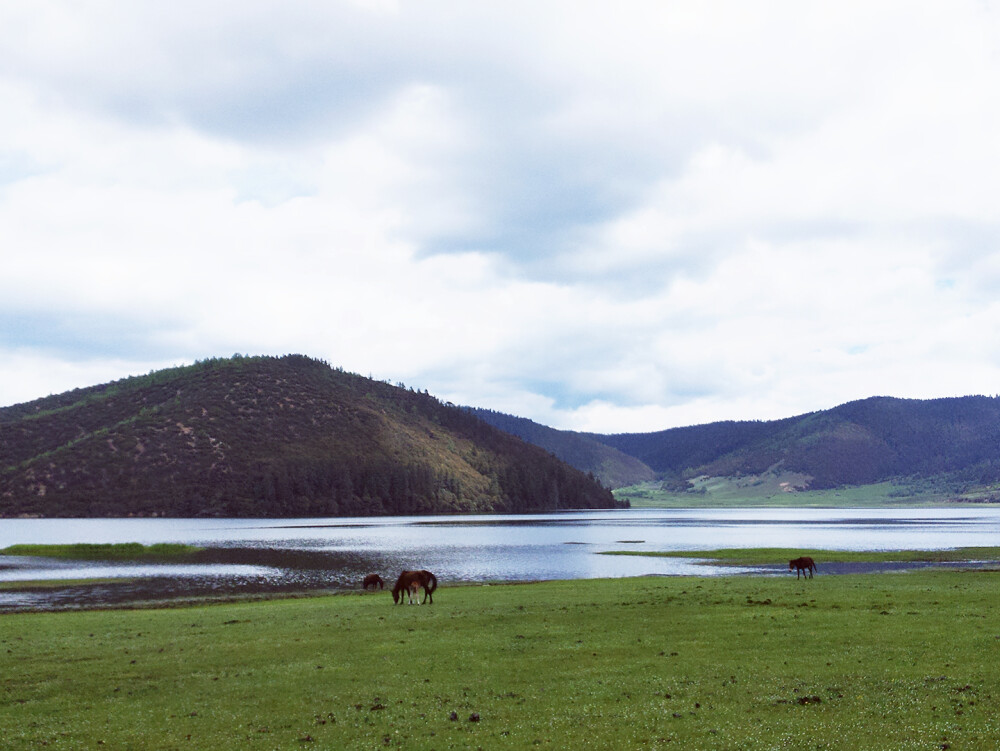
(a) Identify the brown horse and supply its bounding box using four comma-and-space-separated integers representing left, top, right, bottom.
789, 556, 817, 579
392, 570, 438, 605
362, 573, 385, 590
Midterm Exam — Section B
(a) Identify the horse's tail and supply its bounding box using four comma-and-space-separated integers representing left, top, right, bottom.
425, 571, 438, 593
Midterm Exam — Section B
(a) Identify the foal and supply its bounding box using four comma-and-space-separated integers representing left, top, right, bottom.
407, 580, 421, 604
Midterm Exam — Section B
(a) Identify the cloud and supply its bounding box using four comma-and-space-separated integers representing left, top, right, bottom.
2, 1, 1000, 431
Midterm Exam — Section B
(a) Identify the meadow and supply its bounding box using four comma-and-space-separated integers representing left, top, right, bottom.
614, 477, 1000, 508
602, 546, 1000, 565
3, 567, 1000, 749
1, 543, 201, 560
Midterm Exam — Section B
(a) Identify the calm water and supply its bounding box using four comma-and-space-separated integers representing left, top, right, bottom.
2, 507, 999, 610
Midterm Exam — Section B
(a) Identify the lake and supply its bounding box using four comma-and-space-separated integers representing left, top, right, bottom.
2, 507, 999, 610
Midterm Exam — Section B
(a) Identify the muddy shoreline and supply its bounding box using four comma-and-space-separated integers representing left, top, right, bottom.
2, 548, 996, 614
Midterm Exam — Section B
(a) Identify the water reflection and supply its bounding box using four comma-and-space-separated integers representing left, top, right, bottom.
1, 507, 999, 611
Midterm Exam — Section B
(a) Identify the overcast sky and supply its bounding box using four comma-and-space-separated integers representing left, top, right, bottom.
2, 1, 999, 433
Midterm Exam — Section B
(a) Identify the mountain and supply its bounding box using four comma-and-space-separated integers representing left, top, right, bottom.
472, 397, 1000, 493
0, 355, 620, 518
465, 408, 656, 488
590, 396, 1000, 489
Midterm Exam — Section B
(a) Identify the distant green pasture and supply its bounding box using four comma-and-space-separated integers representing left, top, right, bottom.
0, 543, 201, 560
601, 546, 1000, 565
614, 476, 1000, 507
0, 578, 126, 590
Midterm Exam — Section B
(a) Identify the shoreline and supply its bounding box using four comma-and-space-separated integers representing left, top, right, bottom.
3, 556, 998, 614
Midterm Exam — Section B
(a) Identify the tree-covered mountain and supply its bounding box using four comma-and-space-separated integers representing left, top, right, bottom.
588, 396, 1000, 489
7, 355, 997, 515
471, 396, 1000, 493
0, 355, 620, 518
465, 408, 655, 488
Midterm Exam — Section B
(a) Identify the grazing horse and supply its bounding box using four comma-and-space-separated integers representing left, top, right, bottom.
392, 570, 438, 605
363, 574, 385, 590
789, 556, 817, 579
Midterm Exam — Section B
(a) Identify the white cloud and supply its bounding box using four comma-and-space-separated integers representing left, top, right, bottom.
2, 1, 1000, 432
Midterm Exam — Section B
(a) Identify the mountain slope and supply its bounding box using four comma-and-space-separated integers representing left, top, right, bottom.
590, 396, 1000, 489
0, 355, 620, 518
468, 397, 1000, 494
465, 408, 655, 488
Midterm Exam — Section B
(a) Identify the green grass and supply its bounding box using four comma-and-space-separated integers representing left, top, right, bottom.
0, 578, 127, 591
602, 546, 1000, 564
0, 543, 201, 560
614, 476, 1000, 507
3, 572, 1000, 749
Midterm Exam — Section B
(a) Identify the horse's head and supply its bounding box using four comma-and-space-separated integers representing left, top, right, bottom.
788, 560, 795, 570
392, 587, 400, 604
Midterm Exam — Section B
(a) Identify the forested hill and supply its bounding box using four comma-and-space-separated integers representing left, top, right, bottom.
465, 408, 656, 488
471, 396, 1000, 492
0, 355, 619, 518
588, 396, 1000, 489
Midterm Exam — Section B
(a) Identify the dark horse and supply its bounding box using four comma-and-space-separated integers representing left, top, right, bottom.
789, 556, 817, 579
392, 570, 438, 605
363, 573, 385, 590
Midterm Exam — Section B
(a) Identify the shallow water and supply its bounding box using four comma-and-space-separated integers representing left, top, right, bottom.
2, 507, 998, 610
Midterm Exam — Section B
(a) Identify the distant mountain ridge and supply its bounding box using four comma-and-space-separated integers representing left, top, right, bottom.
464, 408, 656, 488
6, 354, 998, 517
0, 355, 619, 518
473, 396, 1000, 492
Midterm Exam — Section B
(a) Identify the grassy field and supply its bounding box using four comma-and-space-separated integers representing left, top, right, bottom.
0, 578, 127, 591
0, 543, 201, 560
614, 476, 1000, 507
3, 570, 1000, 749
602, 547, 1000, 565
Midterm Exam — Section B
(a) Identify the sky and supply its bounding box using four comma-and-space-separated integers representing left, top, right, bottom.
2, 1, 1000, 434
